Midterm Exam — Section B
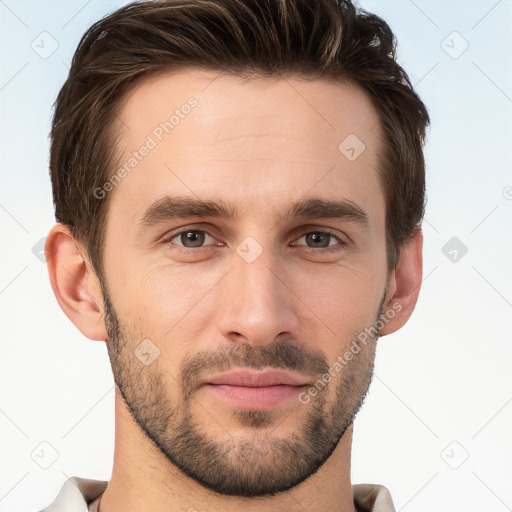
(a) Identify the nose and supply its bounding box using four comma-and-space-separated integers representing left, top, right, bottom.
217, 247, 301, 348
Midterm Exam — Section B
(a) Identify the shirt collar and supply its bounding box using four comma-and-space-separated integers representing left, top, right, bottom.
41, 477, 395, 512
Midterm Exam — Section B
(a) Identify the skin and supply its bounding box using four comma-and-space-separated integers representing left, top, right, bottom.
45, 69, 423, 511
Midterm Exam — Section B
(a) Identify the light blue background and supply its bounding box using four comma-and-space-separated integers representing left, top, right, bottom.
1, 1, 511, 510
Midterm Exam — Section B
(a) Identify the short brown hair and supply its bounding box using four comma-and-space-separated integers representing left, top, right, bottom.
49, 0, 429, 281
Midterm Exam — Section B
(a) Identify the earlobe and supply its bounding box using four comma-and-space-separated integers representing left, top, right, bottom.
379, 228, 423, 336
45, 223, 108, 341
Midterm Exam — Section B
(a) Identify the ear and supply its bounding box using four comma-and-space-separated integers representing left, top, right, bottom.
45, 223, 107, 341
379, 227, 423, 336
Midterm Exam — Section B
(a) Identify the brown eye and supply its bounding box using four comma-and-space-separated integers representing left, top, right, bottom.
162, 229, 217, 251
293, 231, 346, 251
176, 230, 207, 248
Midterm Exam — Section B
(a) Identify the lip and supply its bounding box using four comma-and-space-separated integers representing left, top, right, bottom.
204, 368, 310, 387
202, 369, 311, 410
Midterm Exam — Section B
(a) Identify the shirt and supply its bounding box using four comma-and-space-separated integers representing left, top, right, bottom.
38, 476, 396, 511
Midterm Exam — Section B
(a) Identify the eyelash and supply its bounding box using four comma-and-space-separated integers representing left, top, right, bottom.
161, 227, 348, 254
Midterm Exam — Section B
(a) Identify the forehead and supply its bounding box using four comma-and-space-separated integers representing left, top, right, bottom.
108, 68, 384, 228
117, 68, 381, 144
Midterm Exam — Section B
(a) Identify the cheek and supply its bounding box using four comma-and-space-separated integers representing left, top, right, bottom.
292, 266, 383, 351
311, 258, 381, 303
113, 267, 220, 361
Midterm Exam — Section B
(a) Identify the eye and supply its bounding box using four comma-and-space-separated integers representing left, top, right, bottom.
291, 230, 346, 252
163, 229, 218, 251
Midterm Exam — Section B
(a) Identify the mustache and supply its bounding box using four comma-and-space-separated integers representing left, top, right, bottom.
179, 339, 330, 399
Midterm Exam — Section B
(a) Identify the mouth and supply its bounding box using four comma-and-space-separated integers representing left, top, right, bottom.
202, 368, 311, 410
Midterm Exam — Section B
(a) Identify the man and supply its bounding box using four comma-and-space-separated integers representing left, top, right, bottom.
41, 0, 429, 510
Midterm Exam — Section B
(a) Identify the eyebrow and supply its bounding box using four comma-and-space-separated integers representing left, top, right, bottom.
138, 195, 370, 231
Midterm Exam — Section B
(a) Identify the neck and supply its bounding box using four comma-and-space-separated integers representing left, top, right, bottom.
99, 390, 357, 512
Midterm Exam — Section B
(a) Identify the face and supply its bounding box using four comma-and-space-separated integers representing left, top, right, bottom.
100, 69, 389, 497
